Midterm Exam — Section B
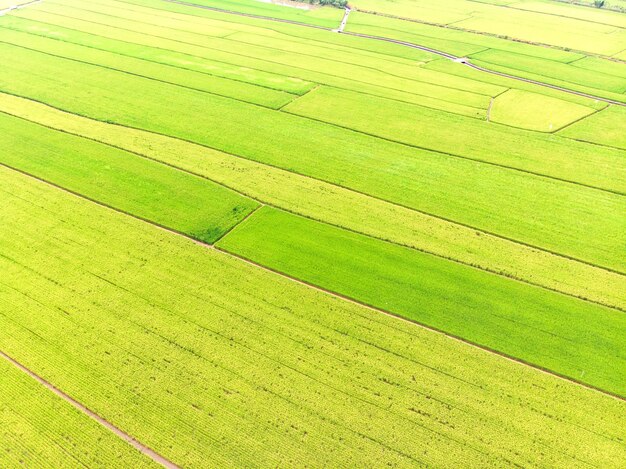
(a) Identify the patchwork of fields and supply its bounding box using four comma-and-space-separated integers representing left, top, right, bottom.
0, 0, 624, 467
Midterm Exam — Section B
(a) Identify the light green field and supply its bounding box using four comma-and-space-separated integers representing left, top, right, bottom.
1, 92, 622, 311
470, 49, 626, 94
559, 105, 626, 149
570, 56, 626, 79
422, 58, 609, 110
348, 0, 626, 55
1, 44, 623, 272
79, 0, 433, 62
0, 112, 257, 243
488, 89, 595, 131
0, 26, 297, 108
0, 359, 156, 468
165, 0, 345, 27
345, 10, 586, 61
217, 207, 626, 395
2, 166, 625, 467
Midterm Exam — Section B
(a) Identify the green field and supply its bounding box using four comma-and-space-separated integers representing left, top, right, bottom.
0, 112, 258, 242
1, 0, 625, 466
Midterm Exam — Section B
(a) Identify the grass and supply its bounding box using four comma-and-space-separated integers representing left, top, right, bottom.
0, 359, 157, 468
559, 105, 626, 149
217, 206, 626, 396
2, 166, 625, 467
0, 112, 258, 243
283, 86, 624, 193
488, 89, 595, 131
0, 45, 623, 272
1, 91, 622, 312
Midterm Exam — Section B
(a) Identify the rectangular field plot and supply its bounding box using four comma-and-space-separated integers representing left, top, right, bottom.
0, 358, 156, 468
488, 89, 595, 132
0, 112, 258, 243
1, 166, 625, 467
217, 206, 626, 396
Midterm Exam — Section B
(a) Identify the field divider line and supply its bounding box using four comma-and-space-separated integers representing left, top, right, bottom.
4, 164, 625, 402
1, 93, 622, 278
0, 349, 180, 469
1, 108, 622, 312
552, 105, 607, 134
212, 203, 265, 244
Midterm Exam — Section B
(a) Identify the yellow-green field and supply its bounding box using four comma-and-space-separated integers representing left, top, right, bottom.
0, 0, 624, 466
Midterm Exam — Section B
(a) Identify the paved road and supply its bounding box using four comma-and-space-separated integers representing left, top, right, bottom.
163, 0, 626, 107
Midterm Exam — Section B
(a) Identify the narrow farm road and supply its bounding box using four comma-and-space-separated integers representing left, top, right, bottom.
0, 0, 42, 16
163, 0, 626, 107
335, 7, 350, 33
0, 349, 181, 469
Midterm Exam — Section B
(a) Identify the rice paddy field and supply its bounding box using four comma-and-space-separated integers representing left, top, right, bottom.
0, 0, 624, 467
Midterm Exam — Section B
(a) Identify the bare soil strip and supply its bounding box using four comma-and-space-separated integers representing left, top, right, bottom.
160, 0, 626, 106
5, 164, 624, 402
0, 349, 180, 469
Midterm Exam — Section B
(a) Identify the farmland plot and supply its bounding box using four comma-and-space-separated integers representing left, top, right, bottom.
0, 0, 625, 466
488, 89, 595, 132
1, 166, 625, 467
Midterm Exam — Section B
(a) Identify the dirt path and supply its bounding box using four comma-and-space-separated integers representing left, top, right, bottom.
335, 7, 350, 32
0, 349, 180, 468
163, 0, 626, 107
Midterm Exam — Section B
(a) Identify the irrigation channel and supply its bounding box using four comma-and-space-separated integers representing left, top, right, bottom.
164, 0, 626, 107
